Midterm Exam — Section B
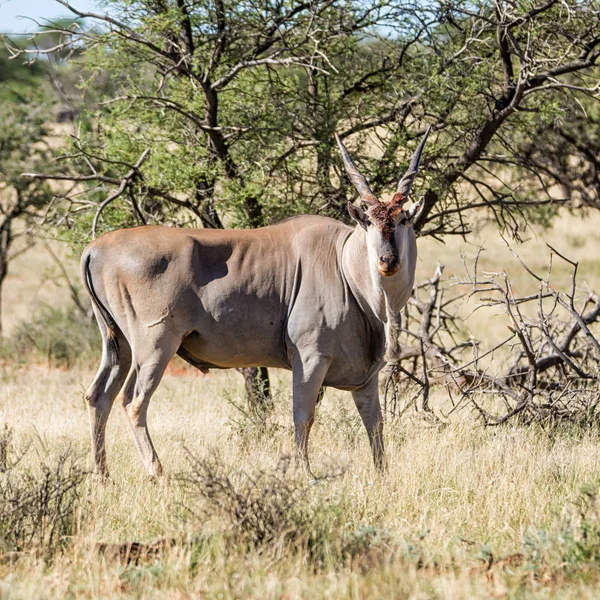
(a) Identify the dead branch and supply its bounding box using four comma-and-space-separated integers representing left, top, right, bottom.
384, 246, 600, 426
42, 241, 89, 318
91, 148, 150, 239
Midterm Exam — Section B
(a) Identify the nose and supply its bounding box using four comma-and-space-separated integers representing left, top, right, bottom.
377, 255, 399, 276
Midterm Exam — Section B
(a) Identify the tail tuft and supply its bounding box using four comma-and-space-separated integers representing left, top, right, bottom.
83, 253, 120, 363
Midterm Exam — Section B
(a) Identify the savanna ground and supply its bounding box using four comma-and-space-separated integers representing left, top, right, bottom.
3, 211, 600, 598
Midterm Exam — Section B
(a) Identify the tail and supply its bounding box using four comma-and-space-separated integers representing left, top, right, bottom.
82, 252, 120, 362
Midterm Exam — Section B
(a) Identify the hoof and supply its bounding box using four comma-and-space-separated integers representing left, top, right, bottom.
89, 470, 111, 485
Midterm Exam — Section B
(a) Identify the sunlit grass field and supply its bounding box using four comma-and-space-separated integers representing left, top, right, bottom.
3, 210, 600, 598
4, 369, 600, 598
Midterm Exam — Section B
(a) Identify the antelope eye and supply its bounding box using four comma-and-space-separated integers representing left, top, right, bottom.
399, 217, 408, 226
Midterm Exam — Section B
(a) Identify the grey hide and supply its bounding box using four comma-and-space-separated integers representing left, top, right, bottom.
81, 132, 428, 479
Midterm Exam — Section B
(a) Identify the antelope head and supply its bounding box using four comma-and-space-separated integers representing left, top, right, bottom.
335, 128, 430, 278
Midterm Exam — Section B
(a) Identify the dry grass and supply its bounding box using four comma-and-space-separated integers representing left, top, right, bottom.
2, 367, 600, 597
415, 209, 600, 349
2, 239, 80, 336
2, 210, 600, 597
417, 207, 600, 285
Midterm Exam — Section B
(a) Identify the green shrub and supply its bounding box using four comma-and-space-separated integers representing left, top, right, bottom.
5, 305, 100, 368
522, 485, 600, 576
225, 392, 287, 450
178, 452, 390, 568
0, 426, 86, 558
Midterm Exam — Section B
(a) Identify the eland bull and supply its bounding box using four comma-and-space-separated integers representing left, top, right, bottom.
81, 129, 430, 478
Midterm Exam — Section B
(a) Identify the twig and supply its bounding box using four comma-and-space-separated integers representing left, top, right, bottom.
91, 149, 150, 239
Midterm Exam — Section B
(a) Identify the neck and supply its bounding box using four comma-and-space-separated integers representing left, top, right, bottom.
342, 226, 417, 324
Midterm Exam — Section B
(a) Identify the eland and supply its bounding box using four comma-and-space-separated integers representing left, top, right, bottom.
81, 129, 430, 478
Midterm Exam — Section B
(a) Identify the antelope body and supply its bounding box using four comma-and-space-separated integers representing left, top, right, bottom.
82, 130, 430, 478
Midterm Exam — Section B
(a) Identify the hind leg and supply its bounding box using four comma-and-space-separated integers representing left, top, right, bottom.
85, 329, 131, 479
117, 336, 180, 479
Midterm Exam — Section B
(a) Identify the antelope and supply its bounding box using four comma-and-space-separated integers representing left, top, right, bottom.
81, 129, 430, 478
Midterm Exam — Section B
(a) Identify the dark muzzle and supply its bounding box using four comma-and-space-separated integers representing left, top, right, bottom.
377, 254, 400, 277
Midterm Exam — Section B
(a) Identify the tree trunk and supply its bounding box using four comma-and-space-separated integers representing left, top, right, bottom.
239, 366, 272, 412
0, 256, 8, 337
0, 273, 3, 337
0, 231, 9, 338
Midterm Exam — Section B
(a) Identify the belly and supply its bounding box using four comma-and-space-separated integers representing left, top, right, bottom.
179, 329, 290, 370
176, 284, 291, 369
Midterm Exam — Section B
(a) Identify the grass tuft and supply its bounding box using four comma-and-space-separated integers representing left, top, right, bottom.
0, 426, 86, 559
178, 452, 355, 566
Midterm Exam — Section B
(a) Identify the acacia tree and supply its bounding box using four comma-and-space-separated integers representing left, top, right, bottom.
19, 0, 425, 405
0, 41, 56, 336
17, 0, 600, 398
0, 106, 54, 335
19, 0, 600, 229
515, 92, 600, 209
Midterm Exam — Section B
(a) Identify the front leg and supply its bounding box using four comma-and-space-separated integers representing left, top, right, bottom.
351, 376, 386, 471
291, 351, 332, 475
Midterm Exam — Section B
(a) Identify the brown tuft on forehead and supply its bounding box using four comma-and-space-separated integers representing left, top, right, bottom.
368, 203, 404, 237
336, 127, 430, 236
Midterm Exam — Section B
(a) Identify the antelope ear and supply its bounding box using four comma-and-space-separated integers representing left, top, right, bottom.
407, 198, 424, 223
347, 202, 369, 230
